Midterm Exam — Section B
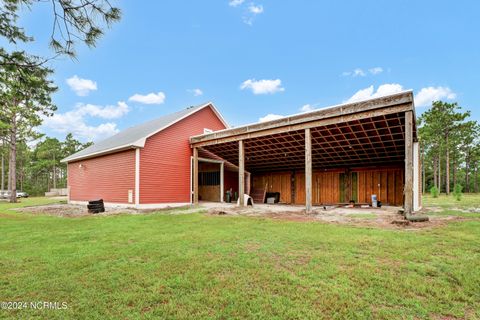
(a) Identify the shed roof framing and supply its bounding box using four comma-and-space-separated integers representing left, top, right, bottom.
190, 91, 417, 173
190, 91, 417, 149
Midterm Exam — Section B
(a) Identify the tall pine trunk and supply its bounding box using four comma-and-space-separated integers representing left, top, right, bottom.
474, 162, 479, 193
452, 152, 457, 189
445, 135, 450, 195
53, 153, 57, 190
1, 152, 4, 192
465, 151, 470, 193
8, 114, 17, 203
433, 155, 438, 190
438, 154, 442, 193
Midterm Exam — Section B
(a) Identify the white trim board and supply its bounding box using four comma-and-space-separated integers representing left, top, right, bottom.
135, 148, 140, 206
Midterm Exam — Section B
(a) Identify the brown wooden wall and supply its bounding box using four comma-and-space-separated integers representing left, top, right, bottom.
252, 166, 404, 206
252, 172, 292, 203
356, 168, 404, 206
198, 162, 221, 202
295, 171, 341, 205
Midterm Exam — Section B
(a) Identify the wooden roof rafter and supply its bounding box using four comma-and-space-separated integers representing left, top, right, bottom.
191, 92, 416, 173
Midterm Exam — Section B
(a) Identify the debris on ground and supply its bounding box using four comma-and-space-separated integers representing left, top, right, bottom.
405, 214, 429, 222
202, 203, 468, 230
13, 204, 201, 217
11, 201, 471, 230
392, 220, 410, 226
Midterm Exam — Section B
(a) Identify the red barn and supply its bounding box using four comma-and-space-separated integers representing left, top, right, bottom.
63, 92, 421, 213
62, 103, 232, 208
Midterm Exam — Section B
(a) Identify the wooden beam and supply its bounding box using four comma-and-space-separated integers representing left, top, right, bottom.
404, 111, 413, 214
191, 104, 413, 148
193, 147, 199, 205
305, 128, 312, 213
238, 140, 245, 206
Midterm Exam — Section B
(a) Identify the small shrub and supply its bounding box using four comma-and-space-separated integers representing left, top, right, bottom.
430, 186, 439, 198
453, 184, 463, 201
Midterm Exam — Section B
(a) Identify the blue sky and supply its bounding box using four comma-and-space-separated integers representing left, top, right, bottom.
15, 0, 480, 142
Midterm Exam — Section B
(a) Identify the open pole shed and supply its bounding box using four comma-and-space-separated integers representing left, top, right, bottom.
190, 91, 421, 214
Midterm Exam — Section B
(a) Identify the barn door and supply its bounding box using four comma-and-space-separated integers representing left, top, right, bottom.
339, 172, 358, 203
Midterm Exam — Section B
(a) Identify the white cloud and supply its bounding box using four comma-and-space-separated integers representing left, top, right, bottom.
229, 0, 244, 6
300, 104, 314, 112
342, 68, 366, 77
128, 92, 166, 105
414, 86, 456, 107
41, 101, 129, 141
345, 83, 404, 103
259, 113, 283, 122
188, 88, 203, 96
76, 101, 129, 119
240, 79, 285, 95
236, 2, 263, 25
66, 75, 97, 96
249, 4, 264, 14
342, 67, 384, 77
369, 67, 383, 75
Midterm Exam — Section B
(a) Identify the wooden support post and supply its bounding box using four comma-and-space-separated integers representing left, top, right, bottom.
305, 128, 312, 213
193, 147, 199, 205
220, 162, 224, 202
238, 140, 245, 206
404, 111, 413, 214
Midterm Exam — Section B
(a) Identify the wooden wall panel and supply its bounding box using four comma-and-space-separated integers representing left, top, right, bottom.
313, 172, 340, 204
255, 167, 404, 206
253, 172, 292, 203
295, 173, 305, 204
198, 185, 220, 201
357, 168, 403, 206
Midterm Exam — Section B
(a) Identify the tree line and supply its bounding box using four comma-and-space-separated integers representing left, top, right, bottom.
0, 0, 120, 202
0, 134, 92, 195
419, 101, 480, 195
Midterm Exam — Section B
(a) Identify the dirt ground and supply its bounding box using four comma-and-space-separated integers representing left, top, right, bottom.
204, 203, 467, 230
13, 204, 200, 217
12, 202, 469, 230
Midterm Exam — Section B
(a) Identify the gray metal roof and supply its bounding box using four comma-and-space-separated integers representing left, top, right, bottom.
62, 102, 226, 162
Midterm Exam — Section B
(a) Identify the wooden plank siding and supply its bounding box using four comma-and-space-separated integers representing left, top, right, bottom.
296, 171, 341, 205
253, 172, 292, 203
253, 167, 404, 206
355, 168, 404, 206
198, 162, 221, 202
140, 106, 227, 204
68, 150, 135, 203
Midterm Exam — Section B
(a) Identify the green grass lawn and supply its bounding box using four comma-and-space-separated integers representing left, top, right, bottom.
0, 197, 479, 319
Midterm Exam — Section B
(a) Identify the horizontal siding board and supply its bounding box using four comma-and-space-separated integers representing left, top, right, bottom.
68, 150, 135, 203
140, 107, 227, 204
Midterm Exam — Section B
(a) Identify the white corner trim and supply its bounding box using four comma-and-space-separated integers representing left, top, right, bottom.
190, 156, 193, 204
135, 148, 140, 206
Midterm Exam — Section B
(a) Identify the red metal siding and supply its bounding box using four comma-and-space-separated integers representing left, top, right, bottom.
140, 106, 226, 203
68, 150, 135, 203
